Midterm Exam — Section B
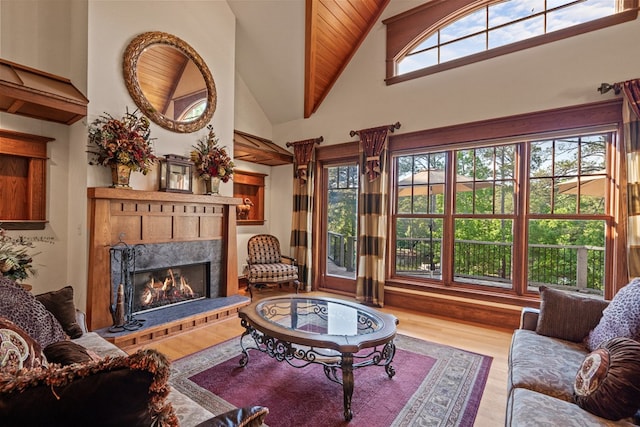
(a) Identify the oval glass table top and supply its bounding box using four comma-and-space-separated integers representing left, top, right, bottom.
123, 31, 216, 133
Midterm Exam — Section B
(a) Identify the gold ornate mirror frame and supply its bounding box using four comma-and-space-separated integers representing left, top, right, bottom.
123, 31, 217, 133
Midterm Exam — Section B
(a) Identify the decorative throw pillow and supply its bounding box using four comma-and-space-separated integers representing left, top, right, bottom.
536, 286, 609, 343
43, 341, 94, 366
0, 317, 45, 371
586, 278, 640, 351
0, 277, 67, 348
35, 286, 83, 339
0, 349, 178, 427
574, 337, 640, 420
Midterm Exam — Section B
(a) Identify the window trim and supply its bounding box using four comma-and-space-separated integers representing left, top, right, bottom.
387, 99, 628, 302
384, 1, 638, 85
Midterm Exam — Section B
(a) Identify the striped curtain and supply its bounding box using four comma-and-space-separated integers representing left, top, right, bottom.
289, 137, 322, 291
352, 123, 400, 306
621, 80, 640, 278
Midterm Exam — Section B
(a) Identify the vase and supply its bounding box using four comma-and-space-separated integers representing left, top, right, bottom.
205, 176, 221, 195
110, 163, 132, 188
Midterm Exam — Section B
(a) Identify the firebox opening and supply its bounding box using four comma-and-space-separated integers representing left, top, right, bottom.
133, 262, 209, 314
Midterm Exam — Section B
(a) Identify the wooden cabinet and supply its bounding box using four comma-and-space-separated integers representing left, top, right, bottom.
233, 170, 266, 225
0, 130, 53, 230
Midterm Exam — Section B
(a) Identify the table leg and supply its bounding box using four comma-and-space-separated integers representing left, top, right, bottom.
341, 353, 354, 421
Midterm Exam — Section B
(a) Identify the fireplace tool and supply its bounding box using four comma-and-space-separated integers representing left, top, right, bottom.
109, 239, 145, 332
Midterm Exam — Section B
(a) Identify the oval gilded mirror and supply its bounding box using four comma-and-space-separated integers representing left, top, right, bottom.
123, 31, 216, 133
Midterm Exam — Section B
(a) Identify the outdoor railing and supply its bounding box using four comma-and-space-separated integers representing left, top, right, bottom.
394, 237, 605, 292
328, 232, 605, 292
328, 231, 356, 272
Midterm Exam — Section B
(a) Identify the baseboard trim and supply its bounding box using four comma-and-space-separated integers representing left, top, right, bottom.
385, 287, 521, 330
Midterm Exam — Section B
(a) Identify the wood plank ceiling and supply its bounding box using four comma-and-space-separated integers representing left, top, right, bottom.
304, 0, 390, 118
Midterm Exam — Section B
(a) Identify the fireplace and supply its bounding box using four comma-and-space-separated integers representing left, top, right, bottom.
110, 240, 223, 322
133, 263, 208, 314
87, 188, 241, 332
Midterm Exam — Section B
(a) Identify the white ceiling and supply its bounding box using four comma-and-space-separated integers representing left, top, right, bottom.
227, 0, 420, 126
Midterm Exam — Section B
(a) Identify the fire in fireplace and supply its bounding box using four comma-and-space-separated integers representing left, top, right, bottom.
133, 263, 208, 314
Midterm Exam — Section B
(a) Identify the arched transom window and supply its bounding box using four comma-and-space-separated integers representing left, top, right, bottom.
384, 0, 635, 83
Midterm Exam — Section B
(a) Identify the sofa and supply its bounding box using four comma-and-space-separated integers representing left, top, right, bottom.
0, 277, 268, 426
506, 284, 640, 426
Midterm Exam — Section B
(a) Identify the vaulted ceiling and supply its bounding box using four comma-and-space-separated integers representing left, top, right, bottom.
304, 0, 390, 118
228, 0, 392, 125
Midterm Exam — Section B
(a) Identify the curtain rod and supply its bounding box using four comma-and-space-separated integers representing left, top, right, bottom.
597, 82, 621, 95
285, 136, 323, 148
350, 122, 401, 137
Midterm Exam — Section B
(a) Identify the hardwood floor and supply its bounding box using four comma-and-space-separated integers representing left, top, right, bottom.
129, 289, 514, 427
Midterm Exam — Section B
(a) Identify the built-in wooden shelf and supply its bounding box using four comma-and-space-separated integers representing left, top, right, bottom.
234, 170, 266, 225
0, 129, 54, 230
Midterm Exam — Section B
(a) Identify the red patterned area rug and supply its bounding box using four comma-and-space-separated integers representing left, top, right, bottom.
170, 334, 492, 427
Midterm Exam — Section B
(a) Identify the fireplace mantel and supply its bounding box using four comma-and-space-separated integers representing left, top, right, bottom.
87, 188, 241, 330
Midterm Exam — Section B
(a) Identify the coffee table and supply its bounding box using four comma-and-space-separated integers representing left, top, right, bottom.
237, 295, 398, 421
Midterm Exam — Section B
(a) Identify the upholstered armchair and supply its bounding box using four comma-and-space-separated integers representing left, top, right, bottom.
246, 234, 300, 298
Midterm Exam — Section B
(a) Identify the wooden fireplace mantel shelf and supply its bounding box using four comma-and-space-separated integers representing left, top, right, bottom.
86, 188, 242, 331
87, 187, 243, 205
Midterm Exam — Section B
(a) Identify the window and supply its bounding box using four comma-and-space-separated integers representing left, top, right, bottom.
392, 129, 614, 296
384, 0, 636, 83
178, 99, 207, 121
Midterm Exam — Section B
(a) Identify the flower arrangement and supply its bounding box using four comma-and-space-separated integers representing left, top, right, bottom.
0, 228, 36, 281
88, 108, 157, 174
190, 125, 235, 182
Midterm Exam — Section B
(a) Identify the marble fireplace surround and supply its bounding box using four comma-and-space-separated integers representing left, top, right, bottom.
110, 240, 223, 314
87, 188, 245, 346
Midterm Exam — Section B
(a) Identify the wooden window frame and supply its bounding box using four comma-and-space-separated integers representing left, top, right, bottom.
383, 0, 638, 85
387, 99, 628, 304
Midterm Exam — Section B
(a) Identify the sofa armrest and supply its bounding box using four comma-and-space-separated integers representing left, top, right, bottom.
519, 307, 539, 331
75, 309, 89, 334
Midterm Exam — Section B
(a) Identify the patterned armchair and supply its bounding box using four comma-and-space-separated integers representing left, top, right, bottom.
246, 234, 300, 298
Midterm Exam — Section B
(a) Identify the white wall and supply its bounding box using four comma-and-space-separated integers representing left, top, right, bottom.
87, 1, 236, 193
235, 72, 272, 139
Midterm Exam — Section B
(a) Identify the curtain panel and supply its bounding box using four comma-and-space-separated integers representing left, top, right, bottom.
352, 123, 400, 306
288, 138, 322, 291
621, 80, 640, 278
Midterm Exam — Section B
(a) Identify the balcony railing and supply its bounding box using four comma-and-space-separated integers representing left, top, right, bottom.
328, 232, 605, 292
395, 237, 605, 292
328, 231, 356, 272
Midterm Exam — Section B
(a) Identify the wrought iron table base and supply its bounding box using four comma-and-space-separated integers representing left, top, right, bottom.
239, 319, 396, 421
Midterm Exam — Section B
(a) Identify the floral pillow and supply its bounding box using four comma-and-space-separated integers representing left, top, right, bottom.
586, 278, 640, 351
0, 317, 45, 371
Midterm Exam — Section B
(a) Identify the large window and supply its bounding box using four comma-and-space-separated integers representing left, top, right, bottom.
384, 0, 636, 83
392, 129, 614, 296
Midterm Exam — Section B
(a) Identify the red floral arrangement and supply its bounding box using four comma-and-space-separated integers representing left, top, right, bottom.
190, 125, 235, 183
88, 108, 157, 174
